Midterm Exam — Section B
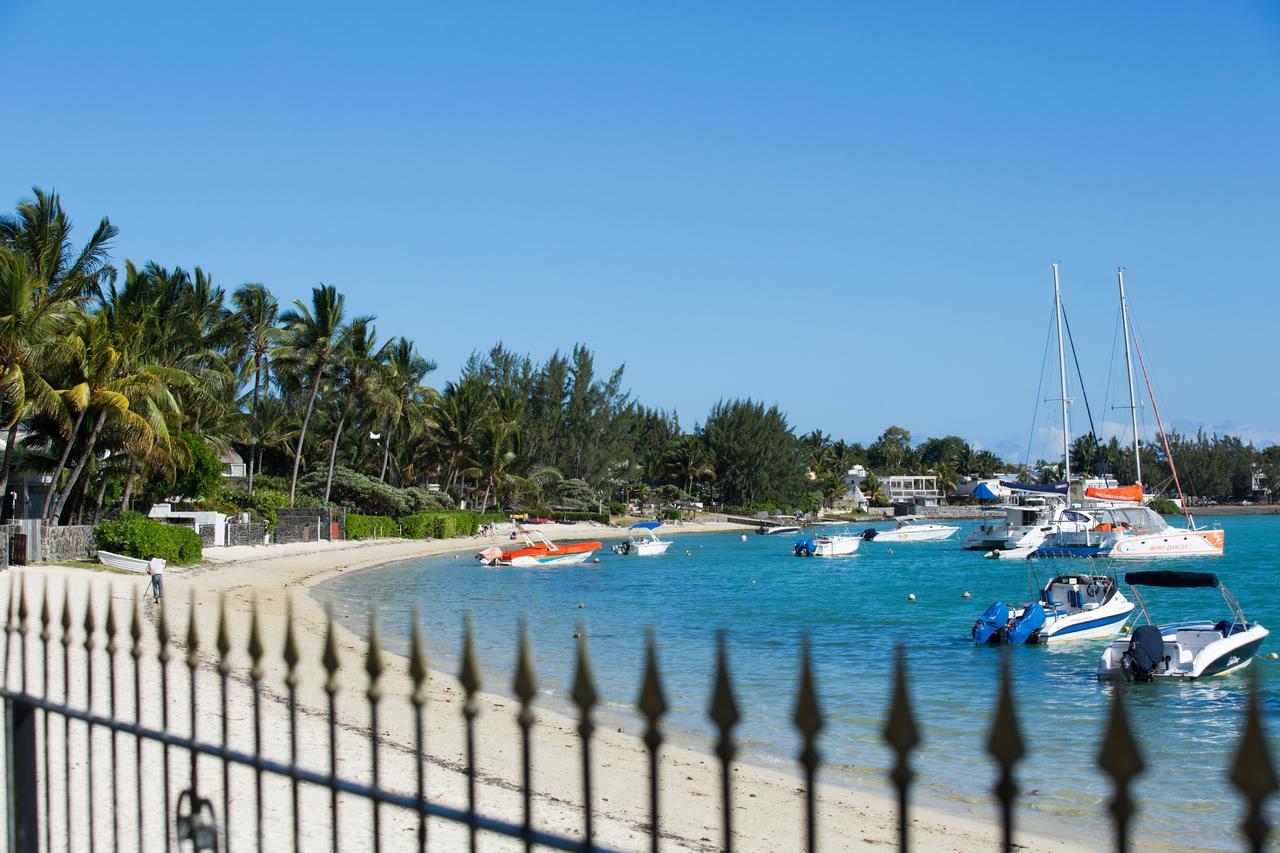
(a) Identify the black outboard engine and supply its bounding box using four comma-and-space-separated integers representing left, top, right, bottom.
861, 528, 878, 541
1122, 625, 1166, 681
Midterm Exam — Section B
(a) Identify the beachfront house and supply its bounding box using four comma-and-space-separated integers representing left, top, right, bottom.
882, 474, 943, 507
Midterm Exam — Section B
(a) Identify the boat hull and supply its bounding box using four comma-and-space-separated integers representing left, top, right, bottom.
869, 525, 958, 543
1098, 622, 1268, 680
630, 540, 673, 556
97, 550, 151, 573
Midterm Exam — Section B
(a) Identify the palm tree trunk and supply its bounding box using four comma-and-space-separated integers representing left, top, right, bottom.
379, 419, 393, 482
323, 400, 354, 504
52, 409, 107, 522
289, 369, 324, 506
0, 420, 21, 511
120, 464, 139, 512
248, 354, 262, 491
92, 475, 109, 523
41, 408, 87, 520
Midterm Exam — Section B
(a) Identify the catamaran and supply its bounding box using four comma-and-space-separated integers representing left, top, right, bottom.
1035, 270, 1224, 559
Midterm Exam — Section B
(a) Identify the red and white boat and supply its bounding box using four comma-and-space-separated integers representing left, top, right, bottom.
477, 529, 603, 567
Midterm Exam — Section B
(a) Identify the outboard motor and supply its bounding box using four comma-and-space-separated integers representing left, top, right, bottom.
1122, 625, 1166, 681
793, 540, 814, 557
1006, 603, 1046, 645
861, 528, 879, 541
972, 602, 1010, 645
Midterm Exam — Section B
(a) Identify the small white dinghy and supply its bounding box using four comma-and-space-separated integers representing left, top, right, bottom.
97, 550, 152, 573
1097, 571, 1268, 681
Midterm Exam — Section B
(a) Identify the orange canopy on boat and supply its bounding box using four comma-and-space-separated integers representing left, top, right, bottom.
1085, 484, 1144, 503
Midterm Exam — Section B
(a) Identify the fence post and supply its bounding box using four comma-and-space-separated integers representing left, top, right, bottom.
6, 696, 39, 853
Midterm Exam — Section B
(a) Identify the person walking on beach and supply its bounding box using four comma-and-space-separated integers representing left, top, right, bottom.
146, 555, 165, 602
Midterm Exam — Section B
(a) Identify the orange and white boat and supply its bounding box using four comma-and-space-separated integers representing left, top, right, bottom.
477, 529, 603, 567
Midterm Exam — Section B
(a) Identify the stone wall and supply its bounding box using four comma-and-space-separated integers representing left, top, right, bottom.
227, 523, 267, 547
904, 504, 1001, 520
275, 507, 346, 541
0, 524, 11, 569
198, 525, 216, 547
41, 525, 97, 562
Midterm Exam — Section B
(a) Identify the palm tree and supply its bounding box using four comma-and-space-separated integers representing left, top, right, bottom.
430, 376, 490, 496
247, 394, 298, 480
463, 419, 520, 512
320, 319, 389, 503
274, 285, 355, 505
662, 434, 715, 495
232, 283, 280, 491
0, 250, 77, 502
0, 188, 116, 502
379, 337, 436, 482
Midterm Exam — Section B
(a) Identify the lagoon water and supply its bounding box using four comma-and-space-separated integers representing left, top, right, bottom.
313, 515, 1280, 851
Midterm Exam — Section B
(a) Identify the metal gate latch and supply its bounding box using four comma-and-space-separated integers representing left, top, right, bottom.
175, 789, 219, 851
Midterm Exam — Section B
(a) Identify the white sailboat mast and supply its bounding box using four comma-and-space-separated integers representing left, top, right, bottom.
1117, 268, 1142, 488
1052, 262, 1071, 483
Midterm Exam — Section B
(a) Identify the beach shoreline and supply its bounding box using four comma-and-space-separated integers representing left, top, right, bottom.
7, 527, 1114, 852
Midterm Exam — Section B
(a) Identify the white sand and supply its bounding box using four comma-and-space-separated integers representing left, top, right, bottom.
1, 524, 1098, 852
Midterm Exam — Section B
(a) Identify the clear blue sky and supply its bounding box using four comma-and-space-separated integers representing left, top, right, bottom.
3, 3, 1277, 461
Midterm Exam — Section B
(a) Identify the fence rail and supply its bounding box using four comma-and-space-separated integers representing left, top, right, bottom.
2, 569, 1277, 852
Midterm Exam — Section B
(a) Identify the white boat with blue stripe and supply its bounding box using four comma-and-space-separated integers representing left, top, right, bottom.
973, 570, 1135, 645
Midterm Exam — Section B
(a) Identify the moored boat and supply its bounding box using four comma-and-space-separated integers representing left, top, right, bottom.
973, 570, 1134, 645
793, 534, 860, 557
477, 529, 603, 567
862, 516, 958, 543
1097, 571, 1267, 680
611, 522, 674, 556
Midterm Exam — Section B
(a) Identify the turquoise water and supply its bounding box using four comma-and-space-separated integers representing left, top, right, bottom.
313, 516, 1280, 851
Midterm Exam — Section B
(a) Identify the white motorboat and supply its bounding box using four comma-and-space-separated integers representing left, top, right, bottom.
97, 550, 152, 573
1097, 571, 1267, 680
862, 516, 958, 543
757, 522, 802, 536
793, 533, 861, 557
962, 499, 1091, 552
973, 569, 1134, 645
611, 522, 674, 556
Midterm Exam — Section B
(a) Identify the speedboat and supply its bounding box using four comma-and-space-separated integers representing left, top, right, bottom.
793, 534, 861, 557
1033, 505, 1224, 559
862, 516, 958, 543
611, 521, 673, 556
476, 529, 603, 567
1097, 570, 1267, 680
757, 522, 802, 535
973, 570, 1134, 645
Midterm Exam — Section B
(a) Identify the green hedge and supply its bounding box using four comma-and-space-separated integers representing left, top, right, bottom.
400, 510, 503, 539
346, 514, 398, 540
94, 511, 203, 565
551, 511, 610, 525
1148, 497, 1180, 515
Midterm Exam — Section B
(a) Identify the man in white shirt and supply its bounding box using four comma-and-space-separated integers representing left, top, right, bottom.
146, 556, 165, 603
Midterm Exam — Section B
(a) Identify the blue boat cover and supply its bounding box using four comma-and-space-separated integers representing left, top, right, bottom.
630, 521, 663, 530
1007, 603, 1046, 644
974, 483, 1001, 500
973, 602, 1009, 645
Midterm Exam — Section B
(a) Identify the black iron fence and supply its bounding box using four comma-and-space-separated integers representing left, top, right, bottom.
2, 569, 1277, 852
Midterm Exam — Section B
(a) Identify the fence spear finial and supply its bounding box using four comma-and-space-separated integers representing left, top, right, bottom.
186, 589, 199, 671
283, 596, 300, 689
1098, 686, 1144, 852
409, 607, 428, 706
1230, 676, 1278, 853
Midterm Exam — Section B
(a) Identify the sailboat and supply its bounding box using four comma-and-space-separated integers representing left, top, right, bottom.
1034, 270, 1224, 559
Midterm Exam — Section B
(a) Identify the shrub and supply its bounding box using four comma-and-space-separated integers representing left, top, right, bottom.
404, 486, 455, 512
300, 467, 409, 516
550, 478, 596, 511
94, 511, 203, 565
399, 510, 504, 539
1149, 497, 1180, 515
221, 488, 292, 531
346, 514, 398, 539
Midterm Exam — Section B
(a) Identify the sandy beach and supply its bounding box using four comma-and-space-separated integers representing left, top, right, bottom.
3, 523, 1094, 852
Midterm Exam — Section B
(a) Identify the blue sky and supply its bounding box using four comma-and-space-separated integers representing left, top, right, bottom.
3, 3, 1278, 461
